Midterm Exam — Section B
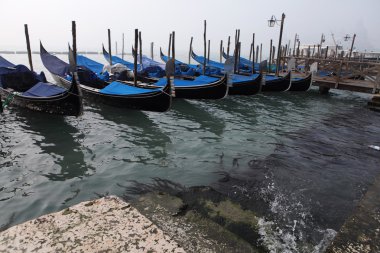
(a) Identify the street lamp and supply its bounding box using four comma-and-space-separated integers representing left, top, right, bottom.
344, 34, 351, 42
268, 13, 285, 76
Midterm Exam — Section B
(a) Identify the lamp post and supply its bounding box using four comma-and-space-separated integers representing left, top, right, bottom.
268, 13, 285, 76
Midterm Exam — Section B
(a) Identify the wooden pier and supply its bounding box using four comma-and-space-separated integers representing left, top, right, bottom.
282, 56, 380, 95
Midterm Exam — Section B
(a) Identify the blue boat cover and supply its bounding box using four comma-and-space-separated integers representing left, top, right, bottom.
22, 82, 66, 97
40, 47, 70, 77
100, 81, 161, 95
230, 73, 260, 83
77, 55, 104, 74
154, 75, 219, 87
265, 75, 283, 81
103, 50, 136, 70
0, 55, 16, 68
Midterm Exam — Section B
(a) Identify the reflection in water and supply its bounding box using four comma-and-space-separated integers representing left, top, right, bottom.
86, 102, 171, 163
170, 99, 226, 137
15, 109, 93, 181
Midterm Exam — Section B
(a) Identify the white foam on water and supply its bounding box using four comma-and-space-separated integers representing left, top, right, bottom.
257, 173, 338, 253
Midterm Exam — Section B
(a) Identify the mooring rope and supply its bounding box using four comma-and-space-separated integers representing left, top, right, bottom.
2, 92, 15, 108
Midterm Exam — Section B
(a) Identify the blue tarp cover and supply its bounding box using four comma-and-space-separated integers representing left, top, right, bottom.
154, 75, 219, 87
22, 82, 66, 97
77, 55, 104, 74
0, 55, 16, 68
100, 81, 161, 95
230, 73, 259, 83
265, 75, 283, 81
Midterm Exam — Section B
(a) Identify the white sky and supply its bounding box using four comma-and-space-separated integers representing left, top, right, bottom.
1, 0, 379, 58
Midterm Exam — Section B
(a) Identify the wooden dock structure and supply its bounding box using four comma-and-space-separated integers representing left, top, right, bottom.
281, 56, 380, 95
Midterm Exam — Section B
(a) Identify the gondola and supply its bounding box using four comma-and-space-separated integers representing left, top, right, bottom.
189, 49, 262, 95
0, 55, 82, 116
221, 50, 299, 92
102, 46, 166, 78
103, 47, 228, 100
40, 43, 171, 112
288, 73, 313, 91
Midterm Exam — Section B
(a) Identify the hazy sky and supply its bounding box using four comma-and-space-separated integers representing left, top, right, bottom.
1, 0, 379, 58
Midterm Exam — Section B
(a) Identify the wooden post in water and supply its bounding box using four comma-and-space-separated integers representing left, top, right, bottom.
256, 45, 259, 63
269, 39, 273, 73
237, 42, 241, 74
227, 36, 231, 58
172, 31, 175, 63
252, 33, 255, 66
72, 21, 77, 67
297, 40, 300, 57
133, 29, 138, 86
233, 41, 238, 74
317, 44, 321, 58
348, 34, 356, 61
260, 43, 262, 62
203, 20, 207, 75
24, 24, 33, 71
150, 42, 154, 60
220, 40, 223, 63
188, 36, 193, 64
293, 33, 297, 56
168, 33, 172, 58
249, 43, 253, 62
207, 39, 210, 64
272, 46, 276, 65
107, 29, 112, 65
335, 45, 338, 60
122, 33, 125, 60
275, 13, 285, 76
139, 31, 142, 67
325, 46, 329, 59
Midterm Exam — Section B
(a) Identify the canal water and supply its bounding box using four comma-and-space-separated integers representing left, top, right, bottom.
1, 53, 379, 252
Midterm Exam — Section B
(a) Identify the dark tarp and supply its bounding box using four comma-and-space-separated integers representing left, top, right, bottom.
22, 82, 66, 97
0, 65, 47, 92
0, 55, 16, 68
40, 43, 70, 77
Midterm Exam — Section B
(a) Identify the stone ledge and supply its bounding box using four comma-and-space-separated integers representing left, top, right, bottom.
0, 196, 185, 253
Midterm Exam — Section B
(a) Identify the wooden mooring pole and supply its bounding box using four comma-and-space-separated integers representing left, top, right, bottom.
150, 42, 154, 60
168, 33, 172, 58
72, 21, 77, 67
269, 39, 273, 73
275, 13, 285, 76
108, 29, 112, 65
122, 33, 125, 60
133, 29, 138, 86
203, 20, 207, 75
24, 24, 33, 72
227, 36, 230, 58
188, 36, 193, 64
207, 39, 210, 64
348, 34, 356, 61
139, 31, 142, 67
220, 40, 223, 63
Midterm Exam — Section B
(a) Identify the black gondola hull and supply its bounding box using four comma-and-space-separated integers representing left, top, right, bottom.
0, 80, 82, 116
261, 72, 291, 92
172, 75, 228, 99
288, 74, 313, 91
56, 75, 171, 112
228, 73, 262, 95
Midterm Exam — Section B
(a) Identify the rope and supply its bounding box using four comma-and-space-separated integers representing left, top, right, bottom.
2, 92, 15, 109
